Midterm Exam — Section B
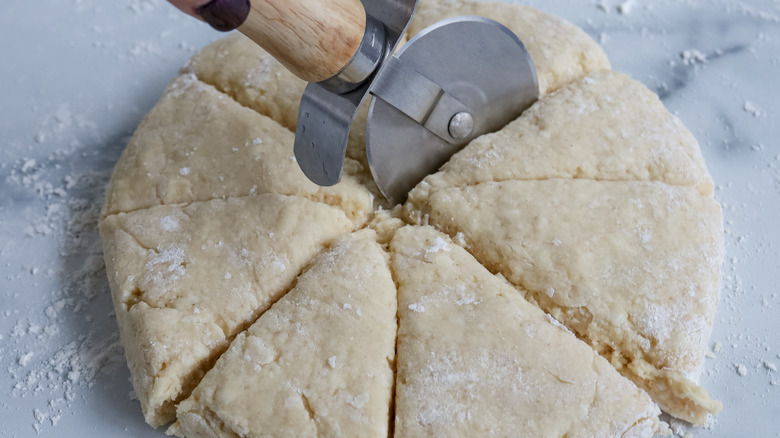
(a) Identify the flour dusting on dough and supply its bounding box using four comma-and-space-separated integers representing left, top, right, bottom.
144, 245, 187, 291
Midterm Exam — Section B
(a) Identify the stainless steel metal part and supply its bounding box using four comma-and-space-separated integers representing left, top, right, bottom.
319, 15, 386, 94
449, 112, 474, 139
294, 0, 418, 187
366, 16, 539, 204
370, 55, 474, 144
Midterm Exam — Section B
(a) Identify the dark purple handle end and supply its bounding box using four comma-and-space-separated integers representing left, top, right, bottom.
196, 0, 251, 32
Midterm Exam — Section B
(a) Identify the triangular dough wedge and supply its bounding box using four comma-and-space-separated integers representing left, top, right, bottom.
103, 74, 372, 224
183, 34, 375, 174
184, 34, 306, 133
390, 225, 668, 437
406, 71, 712, 220
408, 180, 723, 424
171, 229, 397, 437
100, 194, 355, 427
408, 0, 610, 95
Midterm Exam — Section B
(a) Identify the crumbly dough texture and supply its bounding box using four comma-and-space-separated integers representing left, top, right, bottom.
100, 0, 723, 435
170, 230, 397, 437
391, 225, 668, 437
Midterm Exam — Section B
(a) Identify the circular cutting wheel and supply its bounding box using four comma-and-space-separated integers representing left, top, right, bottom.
366, 16, 539, 204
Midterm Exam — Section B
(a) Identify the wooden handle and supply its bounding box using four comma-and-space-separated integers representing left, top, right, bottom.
238, 0, 367, 83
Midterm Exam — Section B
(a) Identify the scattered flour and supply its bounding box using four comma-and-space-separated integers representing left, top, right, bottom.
2, 122, 128, 434
596, 0, 637, 14
21, 159, 37, 173
617, 0, 636, 15
680, 49, 708, 66
743, 101, 766, 118
18, 352, 34, 367
128, 0, 156, 14
668, 417, 689, 437
425, 237, 450, 254
160, 216, 180, 232
144, 245, 187, 290
455, 294, 479, 306
408, 303, 425, 313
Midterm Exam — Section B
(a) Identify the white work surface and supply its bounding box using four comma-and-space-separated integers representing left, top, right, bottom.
0, 0, 778, 436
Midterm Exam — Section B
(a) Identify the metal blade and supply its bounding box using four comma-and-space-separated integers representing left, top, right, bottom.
366, 16, 539, 204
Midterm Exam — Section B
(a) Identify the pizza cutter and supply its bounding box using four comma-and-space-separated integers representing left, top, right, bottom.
200, 0, 538, 204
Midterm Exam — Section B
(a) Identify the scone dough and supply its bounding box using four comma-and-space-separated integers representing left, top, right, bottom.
404, 71, 723, 424
408, 179, 723, 424
99, 0, 724, 434
391, 225, 668, 437
171, 230, 397, 437
100, 194, 355, 426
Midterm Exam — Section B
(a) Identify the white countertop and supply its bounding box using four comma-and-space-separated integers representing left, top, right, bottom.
1, 0, 778, 436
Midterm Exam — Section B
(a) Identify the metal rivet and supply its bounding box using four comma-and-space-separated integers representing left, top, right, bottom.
448, 112, 474, 139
